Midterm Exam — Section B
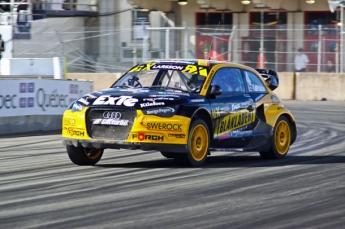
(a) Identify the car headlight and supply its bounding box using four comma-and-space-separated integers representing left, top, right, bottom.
66, 101, 84, 112
142, 106, 178, 117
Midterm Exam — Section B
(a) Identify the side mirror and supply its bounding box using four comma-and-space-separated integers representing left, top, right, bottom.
208, 85, 222, 96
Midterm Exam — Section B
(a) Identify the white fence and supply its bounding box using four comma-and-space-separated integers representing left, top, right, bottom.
0, 79, 93, 117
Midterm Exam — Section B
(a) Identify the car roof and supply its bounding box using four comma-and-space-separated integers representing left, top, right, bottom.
147, 58, 256, 71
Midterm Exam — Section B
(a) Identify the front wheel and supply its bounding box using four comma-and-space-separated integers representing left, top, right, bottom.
260, 116, 291, 159
66, 145, 104, 165
174, 118, 210, 166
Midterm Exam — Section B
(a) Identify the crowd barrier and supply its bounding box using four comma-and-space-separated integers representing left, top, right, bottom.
0, 79, 93, 135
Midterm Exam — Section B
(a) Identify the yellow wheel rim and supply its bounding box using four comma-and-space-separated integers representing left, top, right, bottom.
274, 120, 290, 155
83, 148, 102, 160
190, 124, 208, 161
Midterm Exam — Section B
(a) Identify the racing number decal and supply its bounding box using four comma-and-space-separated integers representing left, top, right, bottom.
182, 65, 208, 77
129, 63, 155, 72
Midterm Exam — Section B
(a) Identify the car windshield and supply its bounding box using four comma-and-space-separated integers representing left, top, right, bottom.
112, 63, 209, 93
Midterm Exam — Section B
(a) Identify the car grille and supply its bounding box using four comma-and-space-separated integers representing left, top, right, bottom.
87, 108, 136, 140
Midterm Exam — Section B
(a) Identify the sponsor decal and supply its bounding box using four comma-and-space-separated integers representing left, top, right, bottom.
231, 104, 241, 111
132, 133, 164, 141
149, 94, 180, 98
143, 107, 175, 116
63, 117, 76, 126
128, 63, 155, 72
93, 95, 138, 107
168, 134, 186, 139
119, 89, 150, 93
147, 123, 182, 132
93, 119, 129, 126
140, 102, 165, 108
64, 127, 85, 137
212, 107, 221, 119
255, 94, 265, 102
152, 65, 184, 70
212, 106, 232, 119
198, 60, 210, 66
143, 97, 174, 101
214, 110, 256, 136
203, 75, 212, 89
102, 111, 121, 119
189, 99, 204, 103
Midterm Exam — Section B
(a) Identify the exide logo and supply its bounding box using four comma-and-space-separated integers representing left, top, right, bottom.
93, 95, 138, 107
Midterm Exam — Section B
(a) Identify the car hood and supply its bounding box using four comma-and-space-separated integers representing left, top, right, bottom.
74, 87, 200, 109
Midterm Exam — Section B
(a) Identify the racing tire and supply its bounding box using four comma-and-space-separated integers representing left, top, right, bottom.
174, 118, 210, 166
160, 151, 174, 159
66, 145, 104, 165
259, 116, 291, 159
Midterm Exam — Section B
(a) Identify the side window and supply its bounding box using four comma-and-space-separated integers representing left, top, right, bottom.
211, 68, 245, 93
244, 70, 267, 93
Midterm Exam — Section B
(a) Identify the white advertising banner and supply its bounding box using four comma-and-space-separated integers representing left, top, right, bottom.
0, 79, 93, 117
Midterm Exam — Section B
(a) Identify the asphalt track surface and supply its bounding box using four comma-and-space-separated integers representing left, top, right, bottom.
0, 101, 345, 229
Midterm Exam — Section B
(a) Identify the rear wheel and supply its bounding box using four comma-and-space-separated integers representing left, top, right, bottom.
260, 116, 291, 159
174, 118, 209, 166
66, 145, 104, 165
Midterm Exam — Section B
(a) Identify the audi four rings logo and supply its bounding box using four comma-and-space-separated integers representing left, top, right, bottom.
103, 111, 122, 119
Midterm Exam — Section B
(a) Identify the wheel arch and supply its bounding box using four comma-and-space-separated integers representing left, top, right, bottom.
264, 104, 297, 145
281, 113, 297, 145
191, 108, 213, 136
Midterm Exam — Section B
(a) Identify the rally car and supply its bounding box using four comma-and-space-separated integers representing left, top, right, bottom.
62, 59, 297, 166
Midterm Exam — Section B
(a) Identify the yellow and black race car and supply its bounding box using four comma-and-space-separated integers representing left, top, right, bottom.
62, 59, 297, 166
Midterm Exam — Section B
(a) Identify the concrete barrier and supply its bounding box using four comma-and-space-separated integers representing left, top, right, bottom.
295, 73, 345, 101
0, 115, 62, 135
0, 79, 93, 135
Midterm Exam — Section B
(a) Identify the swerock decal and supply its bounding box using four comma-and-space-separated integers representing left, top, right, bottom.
93, 95, 138, 107
147, 123, 182, 132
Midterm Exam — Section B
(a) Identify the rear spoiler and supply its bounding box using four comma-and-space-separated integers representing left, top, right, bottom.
255, 68, 279, 91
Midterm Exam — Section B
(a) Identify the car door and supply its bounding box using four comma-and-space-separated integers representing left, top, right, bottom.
208, 67, 256, 149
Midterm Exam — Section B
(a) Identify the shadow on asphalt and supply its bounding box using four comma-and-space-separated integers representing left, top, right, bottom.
95, 155, 345, 169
